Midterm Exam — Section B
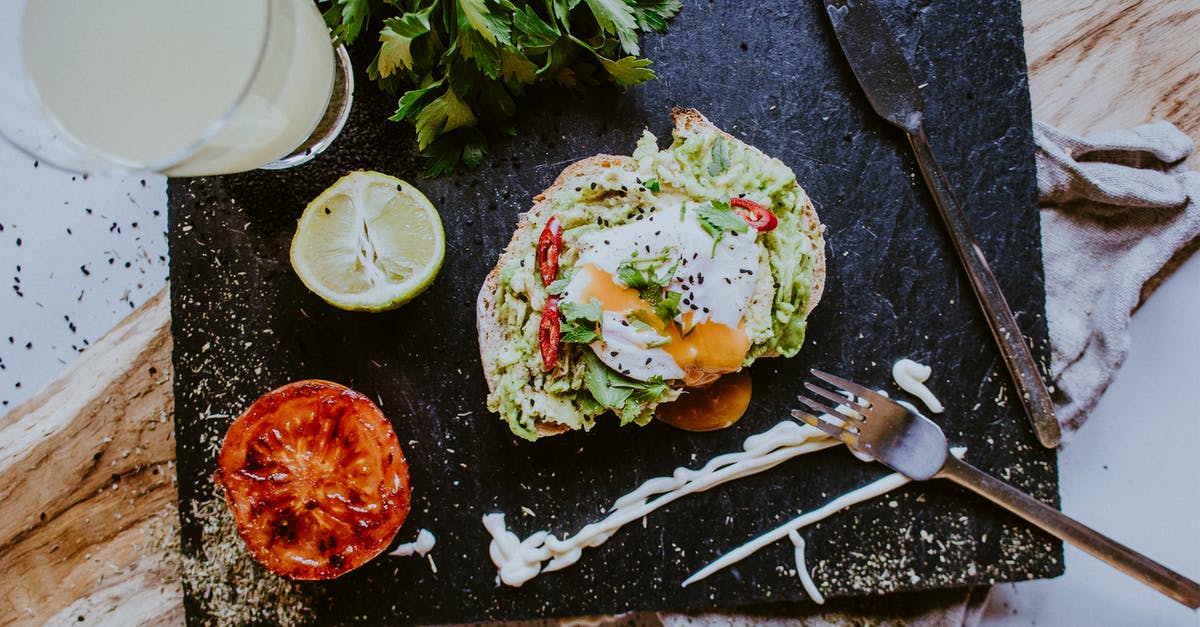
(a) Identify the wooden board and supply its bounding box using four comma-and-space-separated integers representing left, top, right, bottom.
2, 0, 1197, 624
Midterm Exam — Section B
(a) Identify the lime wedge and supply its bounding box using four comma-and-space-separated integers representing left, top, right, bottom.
290, 171, 445, 312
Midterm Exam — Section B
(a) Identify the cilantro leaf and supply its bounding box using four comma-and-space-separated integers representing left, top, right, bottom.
560, 297, 602, 343
707, 135, 731, 176
583, 352, 635, 409
696, 198, 749, 254
653, 289, 682, 324
582, 352, 669, 424
560, 299, 602, 324
561, 322, 599, 344
644, 177, 660, 192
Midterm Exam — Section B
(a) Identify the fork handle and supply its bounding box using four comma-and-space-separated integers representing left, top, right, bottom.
936, 455, 1200, 608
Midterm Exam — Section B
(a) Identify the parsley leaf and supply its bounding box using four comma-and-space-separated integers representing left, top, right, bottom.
644, 177, 660, 192
561, 322, 599, 344
696, 198, 749, 254
560, 299, 602, 324
582, 352, 669, 425
560, 297, 602, 344
328, 1, 682, 175
707, 135, 731, 176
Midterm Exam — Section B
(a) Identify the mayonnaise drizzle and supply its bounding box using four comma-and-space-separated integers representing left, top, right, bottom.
682, 447, 967, 587
389, 528, 436, 557
788, 530, 824, 604
482, 421, 839, 587
892, 359, 944, 413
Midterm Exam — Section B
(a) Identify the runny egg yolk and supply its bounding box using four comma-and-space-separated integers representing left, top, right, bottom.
575, 263, 750, 387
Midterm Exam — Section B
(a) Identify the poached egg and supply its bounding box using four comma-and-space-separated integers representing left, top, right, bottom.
561, 201, 762, 386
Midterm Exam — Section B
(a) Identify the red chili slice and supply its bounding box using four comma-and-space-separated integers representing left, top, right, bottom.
539, 296, 561, 371
536, 216, 563, 287
731, 197, 778, 231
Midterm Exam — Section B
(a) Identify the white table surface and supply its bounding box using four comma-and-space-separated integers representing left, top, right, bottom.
1, 134, 1196, 624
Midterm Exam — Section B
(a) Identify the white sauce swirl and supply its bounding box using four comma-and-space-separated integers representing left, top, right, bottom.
482, 421, 839, 587
389, 528, 436, 557
788, 530, 824, 604
892, 359, 944, 413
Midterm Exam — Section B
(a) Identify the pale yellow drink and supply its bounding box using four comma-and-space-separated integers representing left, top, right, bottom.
21, 0, 335, 176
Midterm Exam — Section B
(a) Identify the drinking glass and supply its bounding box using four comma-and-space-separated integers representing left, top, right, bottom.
0, 0, 353, 176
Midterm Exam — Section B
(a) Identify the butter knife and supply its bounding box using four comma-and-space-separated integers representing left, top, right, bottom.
822, 0, 1062, 448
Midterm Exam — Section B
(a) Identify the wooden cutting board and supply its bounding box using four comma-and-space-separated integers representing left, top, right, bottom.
1, 1, 1196, 624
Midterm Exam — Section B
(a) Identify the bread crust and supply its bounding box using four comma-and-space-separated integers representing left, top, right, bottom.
476, 110, 825, 438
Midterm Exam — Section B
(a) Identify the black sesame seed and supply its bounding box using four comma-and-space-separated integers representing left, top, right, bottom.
610, 351, 618, 357
324, 207, 331, 215
703, 307, 710, 313
725, 277, 732, 284
575, 187, 582, 192
590, 182, 597, 190
597, 216, 603, 226
645, 357, 652, 365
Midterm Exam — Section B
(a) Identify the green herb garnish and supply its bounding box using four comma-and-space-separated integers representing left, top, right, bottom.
324, 0, 683, 176
560, 298, 602, 343
696, 198, 749, 255
582, 352, 669, 425
707, 135, 730, 176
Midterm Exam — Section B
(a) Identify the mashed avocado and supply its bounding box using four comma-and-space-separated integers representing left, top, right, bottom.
486, 120, 824, 440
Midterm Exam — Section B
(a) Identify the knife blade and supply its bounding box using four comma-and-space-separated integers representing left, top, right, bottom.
823, 0, 1062, 448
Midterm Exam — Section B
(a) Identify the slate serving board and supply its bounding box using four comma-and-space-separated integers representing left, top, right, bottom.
170, 0, 1063, 622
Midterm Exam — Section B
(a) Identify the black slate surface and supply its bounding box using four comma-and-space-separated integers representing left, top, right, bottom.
170, 0, 1063, 623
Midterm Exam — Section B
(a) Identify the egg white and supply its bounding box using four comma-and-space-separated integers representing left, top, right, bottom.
562, 201, 760, 381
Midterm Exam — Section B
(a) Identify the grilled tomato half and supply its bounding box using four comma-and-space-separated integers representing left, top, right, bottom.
216, 380, 410, 580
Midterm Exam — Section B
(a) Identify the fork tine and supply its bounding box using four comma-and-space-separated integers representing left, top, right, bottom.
789, 409, 861, 448
811, 369, 888, 405
803, 382, 867, 420
795, 394, 863, 427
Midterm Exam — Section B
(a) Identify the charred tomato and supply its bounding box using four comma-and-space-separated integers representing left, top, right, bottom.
216, 380, 410, 580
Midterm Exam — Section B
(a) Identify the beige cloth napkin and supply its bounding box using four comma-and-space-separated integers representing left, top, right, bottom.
1035, 120, 1200, 432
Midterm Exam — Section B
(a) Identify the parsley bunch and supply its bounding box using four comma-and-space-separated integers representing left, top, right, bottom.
323, 0, 682, 176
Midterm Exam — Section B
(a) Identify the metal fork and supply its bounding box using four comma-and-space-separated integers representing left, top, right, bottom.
792, 369, 1200, 608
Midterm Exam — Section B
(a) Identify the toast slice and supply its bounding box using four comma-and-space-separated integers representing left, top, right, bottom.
477, 109, 825, 439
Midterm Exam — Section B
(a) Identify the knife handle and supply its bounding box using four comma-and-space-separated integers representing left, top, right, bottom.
906, 122, 1062, 448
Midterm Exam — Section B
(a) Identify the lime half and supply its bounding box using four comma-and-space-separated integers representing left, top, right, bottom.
290, 171, 445, 312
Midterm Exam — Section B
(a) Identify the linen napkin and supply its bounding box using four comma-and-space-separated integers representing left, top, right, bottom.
1035, 120, 1200, 432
